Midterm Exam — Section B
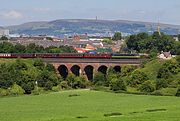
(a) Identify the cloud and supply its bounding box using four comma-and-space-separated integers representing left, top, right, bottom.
0, 10, 23, 19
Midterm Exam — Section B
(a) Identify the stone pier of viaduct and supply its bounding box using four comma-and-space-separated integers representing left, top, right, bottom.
43, 58, 142, 80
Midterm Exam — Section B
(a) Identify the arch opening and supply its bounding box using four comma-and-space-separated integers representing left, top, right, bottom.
113, 66, 121, 73
84, 65, 94, 80
71, 65, 81, 76
98, 65, 108, 75
58, 65, 68, 79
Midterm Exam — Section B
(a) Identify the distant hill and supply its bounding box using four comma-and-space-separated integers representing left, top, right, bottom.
6, 19, 180, 36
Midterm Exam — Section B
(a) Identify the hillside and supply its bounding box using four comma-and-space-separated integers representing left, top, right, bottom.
6, 19, 180, 37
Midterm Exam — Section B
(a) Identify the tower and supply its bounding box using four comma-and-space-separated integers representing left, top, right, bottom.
157, 21, 161, 36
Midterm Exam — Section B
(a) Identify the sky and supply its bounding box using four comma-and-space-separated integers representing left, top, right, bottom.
0, 0, 180, 26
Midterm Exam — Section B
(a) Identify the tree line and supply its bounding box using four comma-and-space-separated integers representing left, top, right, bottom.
0, 42, 77, 53
124, 32, 180, 55
0, 59, 89, 96
1, 56, 180, 96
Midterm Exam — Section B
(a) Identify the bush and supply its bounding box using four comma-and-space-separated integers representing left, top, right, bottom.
93, 72, 107, 86
44, 81, 54, 90
45, 63, 56, 72
22, 82, 35, 94
152, 88, 178, 96
138, 80, 155, 93
60, 81, 69, 89
0, 88, 9, 96
156, 79, 169, 90
52, 86, 61, 92
128, 70, 149, 87
33, 59, 45, 70
9, 84, 24, 96
110, 78, 127, 91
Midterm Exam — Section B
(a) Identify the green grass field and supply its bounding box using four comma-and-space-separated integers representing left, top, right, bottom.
0, 90, 180, 121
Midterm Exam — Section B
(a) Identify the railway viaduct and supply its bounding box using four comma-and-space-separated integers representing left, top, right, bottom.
43, 58, 143, 80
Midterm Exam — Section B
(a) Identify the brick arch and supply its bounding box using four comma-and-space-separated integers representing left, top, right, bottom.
58, 65, 68, 79
70, 65, 81, 76
97, 65, 108, 75
113, 65, 121, 73
50, 63, 125, 80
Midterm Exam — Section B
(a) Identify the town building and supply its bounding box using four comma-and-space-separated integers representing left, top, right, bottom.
158, 51, 172, 60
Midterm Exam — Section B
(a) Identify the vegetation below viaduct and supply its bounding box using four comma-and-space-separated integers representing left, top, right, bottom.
0, 56, 180, 97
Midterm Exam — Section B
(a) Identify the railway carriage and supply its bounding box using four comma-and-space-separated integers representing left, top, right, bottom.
0, 53, 142, 59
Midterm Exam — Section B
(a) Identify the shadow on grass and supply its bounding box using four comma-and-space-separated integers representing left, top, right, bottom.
104, 112, 123, 117
146, 108, 167, 112
76, 116, 88, 119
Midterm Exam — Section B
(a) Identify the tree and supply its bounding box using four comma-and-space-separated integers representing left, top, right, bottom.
45, 63, 56, 72
128, 70, 149, 87
156, 79, 169, 90
157, 60, 180, 79
37, 70, 59, 90
110, 78, 127, 91
93, 72, 107, 86
0, 63, 19, 89
112, 32, 122, 41
0, 36, 8, 40
13, 44, 26, 53
33, 59, 45, 70
103, 38, 112, 44
0, 42, 14, 53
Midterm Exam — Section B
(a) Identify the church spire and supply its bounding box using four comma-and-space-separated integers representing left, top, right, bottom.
157, 21, 161, 36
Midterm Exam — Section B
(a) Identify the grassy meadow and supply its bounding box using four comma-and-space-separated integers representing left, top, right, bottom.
0, 90, 180, 121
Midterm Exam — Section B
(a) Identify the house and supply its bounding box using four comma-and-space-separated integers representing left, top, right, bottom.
158, 51, 172, 59
73, 33, 89, 41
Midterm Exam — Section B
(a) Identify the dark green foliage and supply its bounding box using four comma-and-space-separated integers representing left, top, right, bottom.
121, 65, 137, 77
37, 70, 59, 90
22, 82, 34, 94
157, 68, 172, 79
0, 63, 20, 89
13, 44, 26, 53
66, 74, 88, 89
138, 80, 155, 93
0, 42, 14, 53
176, 87, 180, 97
0, 36, 8, 40
14, 59, 28, 70
0, 42, 77, 53
44, 81, 54, 90
33, 59, 45, 70
93, 72, 107, 86
157, 60, 179, 79
126, 32, 179, 54
110, 78, 127, 91
112, 32, 122, 41
45, 63, 56, 72
156, 79, 169, 90
128, 70, 149, 87
46, 37, 53, 41
26, 43, 45, 53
